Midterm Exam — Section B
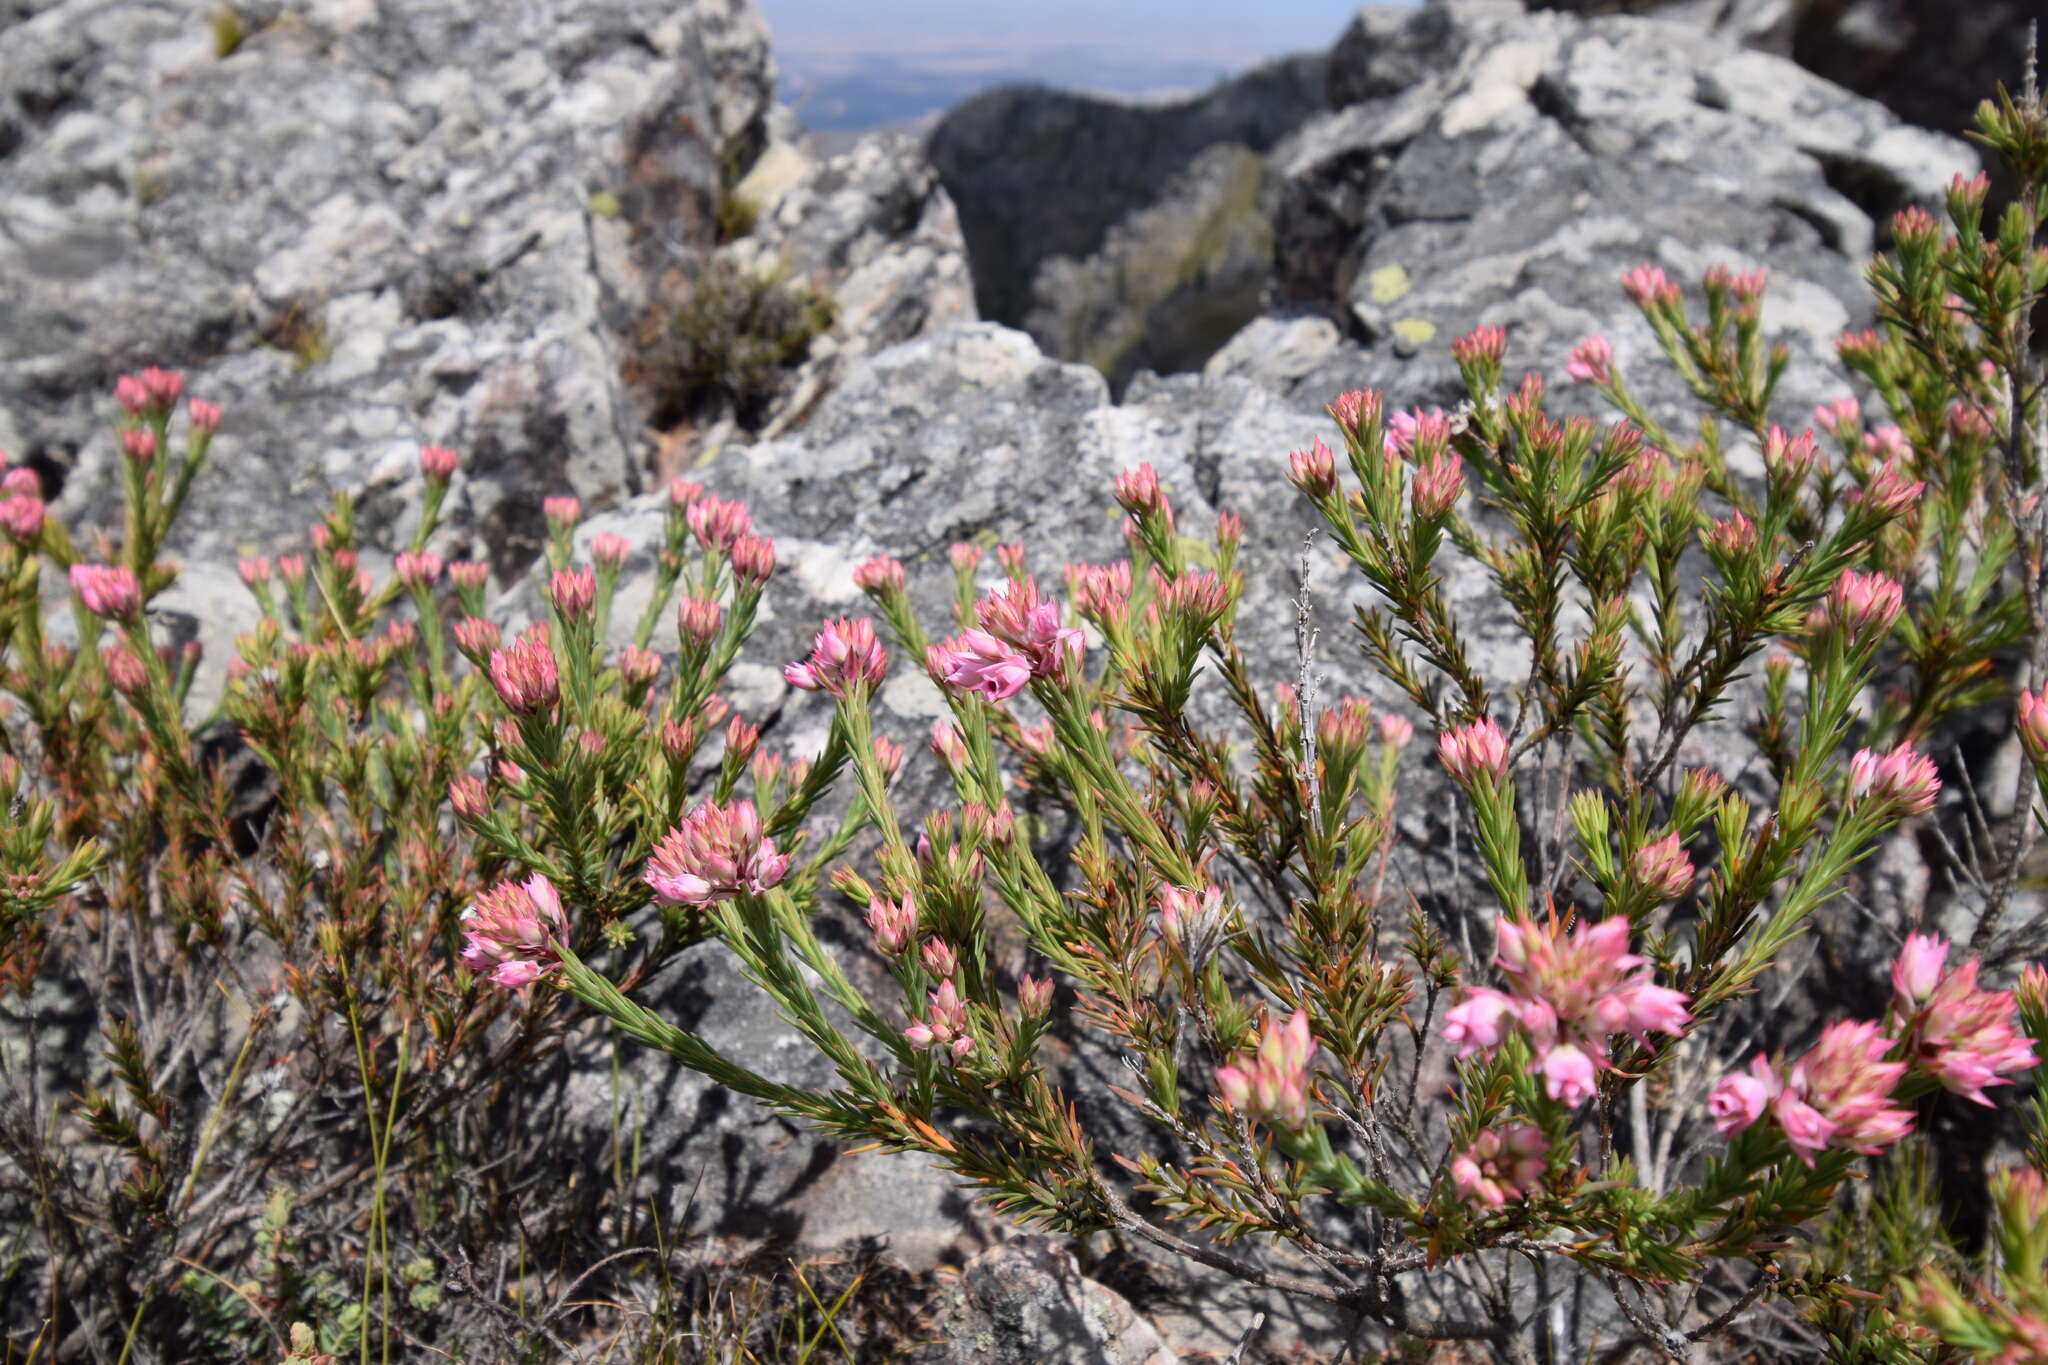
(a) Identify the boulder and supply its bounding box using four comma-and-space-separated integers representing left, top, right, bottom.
926, 55, 1329, 332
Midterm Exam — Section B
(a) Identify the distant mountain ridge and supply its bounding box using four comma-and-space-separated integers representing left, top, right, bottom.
774, 42, 1255, 130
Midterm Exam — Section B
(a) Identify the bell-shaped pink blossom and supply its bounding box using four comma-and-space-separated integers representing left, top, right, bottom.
418, 445, 459, 479
644, 799, 789, 906
0, 494, 45, 543
1288, 438, 1338, 497
867, 894, 917, 955
930, 630, 1033, 702
730, 534, 776, 584
905, 978, 974, 1058
976, 578, 1084, 679
784, 617, 889, 697
1708, 1061, 1773, 1138
1565, 336, 1613, 385
1451, 1123, 1548, 1208
459, 874, 567, 989
1822, 570, 1903, 644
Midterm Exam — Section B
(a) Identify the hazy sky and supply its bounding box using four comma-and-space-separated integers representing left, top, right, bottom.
757, 0, 1379, 63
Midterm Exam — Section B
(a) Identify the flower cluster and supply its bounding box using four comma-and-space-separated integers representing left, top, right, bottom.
1450, 1124, 1549, 1208
1889, 933, 2038, 1104
1215, 1010, 1316, 1129
931, 577, 1083, 701
1708, 1021, 1911, 1165
644, 800, 789, 906
459, 874, 568, 989
1443, 913, 1691, 1107
785, 617, 889, 697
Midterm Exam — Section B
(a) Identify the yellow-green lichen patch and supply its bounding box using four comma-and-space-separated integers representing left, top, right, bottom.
1367, 264, 1413, 304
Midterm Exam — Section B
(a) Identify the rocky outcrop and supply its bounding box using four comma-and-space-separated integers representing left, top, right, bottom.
908, 1241, 1178, 1365
1526, 0, 2042, 135
926, 55, 1329, 332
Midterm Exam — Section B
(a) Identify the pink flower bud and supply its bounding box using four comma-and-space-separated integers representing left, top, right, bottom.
948, 542, 984, 574
1287, 438, 1337, 497
119, 428, 157, 464
70, 564, 141, 618
1703, 512, 1757, 557
543, 496, 582, 530
618, 643, 661, 691
730, 534, 776, 584
187, 400, 223, 435
453, 616, 502, 662
1114, 463, 1164, 517
920, 938, 959, 979
1215, 1009, 1315, 1129
1565, 336, 1612, 385
725, 715, 759, 765
590, 533, 631, 570
448, 560, 490, 592
1410, 449, 1463, 520
676, 595, 723, 648
1453, 323, 1507, 365
1325, 388, 1379, 442
1812, 398, 1860, 437
668, 478, 704, 507
1861, 460, 1925, 517
874, 735, 904, 778
645, 799, 789, 905
2020, 690, 2048, 758
418, 445, 458, 479
853, 554, 906, 595
448, 774, 489, 821
930, 721, 969, 769
395, 551, 443, 590
1437, 717, 1508, 787
1, 467, 38, 496
459, 874, 567, 989
687, 496, 751, 551
1619, 264, 1680, 308
1018, 975, 1054, 1018
1377, 714, 1415, 749
1892, 933, 1949, 1009
1630, 832, 1694, 900
549, 567, 596, 620
488, 635, 560, 714
1822, 570, 1903, 644
101, 646, 149, 698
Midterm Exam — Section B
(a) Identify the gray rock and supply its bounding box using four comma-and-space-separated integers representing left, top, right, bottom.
908, 1240, 1178, 1365
926, 55, 1330, 332
0, 0, 773, 576
1525, 0, 2041, 135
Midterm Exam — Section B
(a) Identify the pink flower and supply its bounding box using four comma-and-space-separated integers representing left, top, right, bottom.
1709, 1063, 1773, 1137
1114, 464, 1164, 517
1703, 512, 1757, 557
1377, 714, 1415, 749
452, 617, 502, 663
394, 551, 442, 589
488, 635, 560, 714
1443, 912, 1690, 1108
1, 467, 38, 495
1437, 717, 1509, 787
1453, 324, 1507, 366
0, 495, 44, 543
617, 643, 661, 691
867, 894, 917, 954
1565, 336, 1613, 385
1288, 438, 1338, 497
1158, 884, 1229, 967
543, 496, 582, 530
688, 497, 751, 551
70, 564, 141, 618
1892, 933, 1950, 1009
114, 366, 183, 416
590, 533, 632, 570
448, 774, 489, 821
731, 534, 776, 584
1822, 570, 1903, 644
1215, 1009, 1316, 1129
784, 617, 889, 697
1326, 389, 1379, 442
1068, 561, 1134, 625
644, 800, 789, 905
1410, 450, 1463, 520
1450, 1124, 1548, 1208
948, 542, 984, 574
459, 874, 567, 989
1631, 832, 1694, 900
1620, 264, 1680, 308
930, 630, 1033, 701
448, 561, 489, 592
1786, 1020, 1912, 1158
676, 595, 722, 648
1861, 461, 1925, 517
1812, 398, 1860, 437
1443, 988, 1518, 1055
668, 479, 704, 507
929, 720, 969, 770
549, 567, 596, 619
1849, 743, 1940, 815
1889, 936, 2039, 1104
976, 578, 1083, 679
418, 445, 458, 479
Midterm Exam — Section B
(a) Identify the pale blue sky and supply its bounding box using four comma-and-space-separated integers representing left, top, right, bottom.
758, 0, 1378, 64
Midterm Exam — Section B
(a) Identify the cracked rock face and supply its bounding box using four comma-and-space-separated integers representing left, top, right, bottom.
0, 0, 770, 573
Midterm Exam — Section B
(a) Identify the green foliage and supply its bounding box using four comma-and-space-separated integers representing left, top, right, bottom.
645, 257, 835, 428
